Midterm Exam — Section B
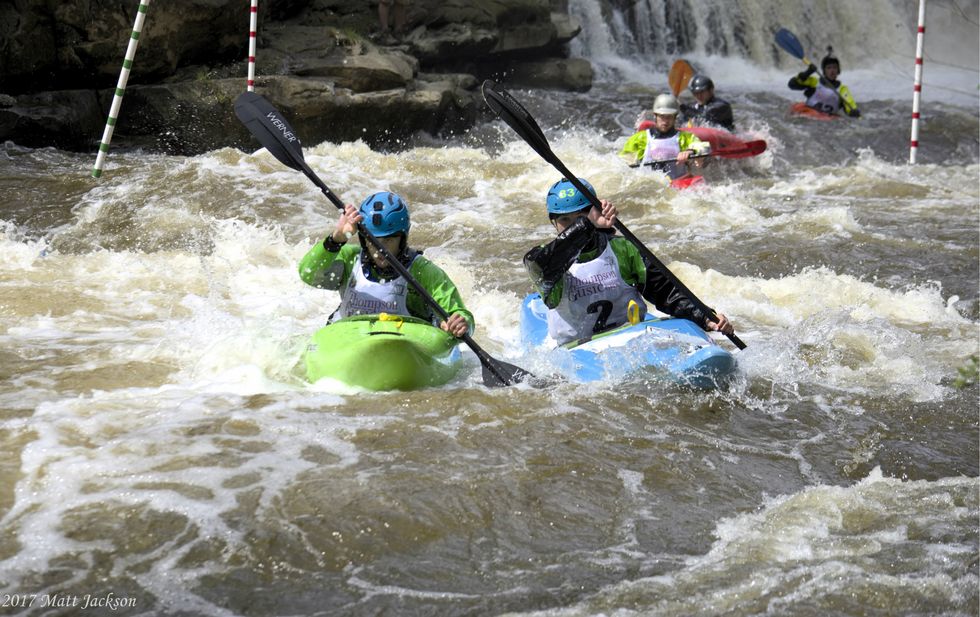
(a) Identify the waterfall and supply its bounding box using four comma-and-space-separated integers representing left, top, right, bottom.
567, 0, 979, 74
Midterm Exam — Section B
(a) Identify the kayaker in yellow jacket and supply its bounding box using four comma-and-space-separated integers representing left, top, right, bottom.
620, 94, 710, 180
524, 177, 734, 345
788, 47, 860, 117
298, 191, 474, 337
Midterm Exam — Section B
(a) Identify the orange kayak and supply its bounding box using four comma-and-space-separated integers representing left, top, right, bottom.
789, 102, 838, 121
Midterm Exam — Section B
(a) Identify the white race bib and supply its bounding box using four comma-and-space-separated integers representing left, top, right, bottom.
547, 243, 646, 344
335, 254, 411, 319
806, 83, 841, 114
642, 131, 686, 179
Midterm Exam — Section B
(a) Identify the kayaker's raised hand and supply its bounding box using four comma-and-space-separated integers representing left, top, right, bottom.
440, 312, 469, 338
587, 199, 618, 229
705, 311, 734, 336
332, 204, 362, 244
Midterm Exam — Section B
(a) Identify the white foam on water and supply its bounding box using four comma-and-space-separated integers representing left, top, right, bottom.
665, 260, 974, 400
499, 469, 978, 616
0, 382, 381, 612
0, 220, 48, 268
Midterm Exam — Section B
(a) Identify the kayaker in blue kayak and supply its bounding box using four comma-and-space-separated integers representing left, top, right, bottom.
679, 74, 735, 131
524, 178, 734, 345
620, 94, 710, 180
298, 191, 474, 338
788, 47, 860, 117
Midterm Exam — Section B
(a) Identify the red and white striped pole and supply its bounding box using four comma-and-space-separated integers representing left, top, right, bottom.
909, 0, 926, 164
247, 0, 258, 92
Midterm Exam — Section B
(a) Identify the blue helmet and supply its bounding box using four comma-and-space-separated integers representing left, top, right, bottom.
358, 191, 410, 237
546, 178, 596, 215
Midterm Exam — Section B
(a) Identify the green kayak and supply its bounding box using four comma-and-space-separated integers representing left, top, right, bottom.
304, 313, 462, 391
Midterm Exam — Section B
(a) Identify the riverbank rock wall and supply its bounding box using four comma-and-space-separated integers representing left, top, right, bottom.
0, 0, 592, 154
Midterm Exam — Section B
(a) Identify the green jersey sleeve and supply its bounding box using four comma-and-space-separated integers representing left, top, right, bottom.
298, 240, 359, 290
407, 256, 476, 334
678, 131, 709, 154
608, 238, 647, 286
619, 131, 649, 164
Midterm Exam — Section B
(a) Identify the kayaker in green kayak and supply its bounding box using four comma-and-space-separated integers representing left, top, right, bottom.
620, 94, 710, 180
524, 177, 734, 345
299, 191, 474, 338
788, 47, 861, 117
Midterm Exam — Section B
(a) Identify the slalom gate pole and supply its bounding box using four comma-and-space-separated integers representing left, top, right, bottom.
247, 0, 258, 91
909, 0, 926, 164
92, 0, 151, 179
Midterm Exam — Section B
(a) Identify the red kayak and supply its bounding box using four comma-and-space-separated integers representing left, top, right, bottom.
685, 126, 744, 150
671, 174, 704, 190
789, 102, 838, 121
634, 121, 765, 158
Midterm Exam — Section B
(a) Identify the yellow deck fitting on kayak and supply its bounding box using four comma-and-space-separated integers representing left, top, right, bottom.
627, 300, 641, 325
378, 313, 404, 328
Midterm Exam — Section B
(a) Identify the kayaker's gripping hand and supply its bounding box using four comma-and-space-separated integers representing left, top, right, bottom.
705, 311, 734, 336
333, 204, 362, 244
848, 108, 861, 118
676, 150, 692, 165
441, 312, 469, 338
801, 63, 817, 78
587, 199, 618, 229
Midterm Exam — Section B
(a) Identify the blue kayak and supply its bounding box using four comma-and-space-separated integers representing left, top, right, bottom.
520, 294, 736, 387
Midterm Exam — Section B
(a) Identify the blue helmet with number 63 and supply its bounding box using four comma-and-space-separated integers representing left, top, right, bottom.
546, 178, 596, 215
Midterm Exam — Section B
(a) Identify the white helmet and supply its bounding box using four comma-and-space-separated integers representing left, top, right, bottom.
652, 93, 679, 115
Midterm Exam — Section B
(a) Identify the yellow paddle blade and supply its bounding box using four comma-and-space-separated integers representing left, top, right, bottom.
668, 59, 695, 97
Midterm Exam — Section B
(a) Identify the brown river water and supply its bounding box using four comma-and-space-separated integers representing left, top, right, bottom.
0, 15, 978, 615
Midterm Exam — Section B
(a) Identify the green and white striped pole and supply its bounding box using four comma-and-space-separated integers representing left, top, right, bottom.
92, 0, 151, 178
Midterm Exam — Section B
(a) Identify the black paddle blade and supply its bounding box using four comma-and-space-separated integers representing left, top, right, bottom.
481, 357, 534, 388
234, 91, 306, 172
481, 80, 555, 163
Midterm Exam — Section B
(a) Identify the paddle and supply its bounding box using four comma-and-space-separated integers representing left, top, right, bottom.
775, 28, 825, 80
481, 81, 746, 350
234, 91, 532, 387
668, 59, 695, 97
628, 140, 767, 168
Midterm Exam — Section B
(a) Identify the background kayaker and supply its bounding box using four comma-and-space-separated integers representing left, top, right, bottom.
620, 94, 710, 180
788, 47, 861, 117
524, 177, 734, 345
679, 74, 735, 131
298, 191, 474, 338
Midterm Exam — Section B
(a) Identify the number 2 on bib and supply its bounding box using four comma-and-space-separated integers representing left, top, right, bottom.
587, 300, 613, 333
